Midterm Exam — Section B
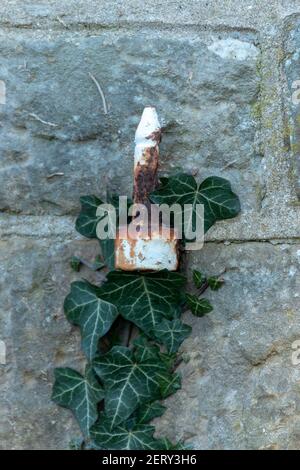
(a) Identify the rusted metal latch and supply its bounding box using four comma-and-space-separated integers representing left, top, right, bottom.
115, 107, 179, 271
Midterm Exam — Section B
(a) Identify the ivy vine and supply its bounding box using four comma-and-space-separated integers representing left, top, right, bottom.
52, 173, 240, 450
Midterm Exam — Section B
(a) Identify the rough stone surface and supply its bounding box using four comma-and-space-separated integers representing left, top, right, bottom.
0, 0, 300, 451
0, 237, 100, 450
156, 243, 300, 450
0, 0, 300, 30
0, 29, 260, 215
284, 16, 300, 198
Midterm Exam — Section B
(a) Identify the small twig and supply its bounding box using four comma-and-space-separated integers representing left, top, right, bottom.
56, 16, 69, 28
46, 172, 64, 179
28, 113, 58, 127
221, 160, 238, 171
88, 72, 108, 115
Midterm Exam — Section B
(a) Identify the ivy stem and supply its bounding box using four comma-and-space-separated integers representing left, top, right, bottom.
198, 280, 209, 296
119, 320, 131, 346
126, 323, 134, 347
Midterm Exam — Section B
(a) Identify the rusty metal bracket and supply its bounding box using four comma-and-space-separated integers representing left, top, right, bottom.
115, 107, 179, 271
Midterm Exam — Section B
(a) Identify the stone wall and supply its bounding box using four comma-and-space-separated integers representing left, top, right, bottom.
0, 0, 299, 450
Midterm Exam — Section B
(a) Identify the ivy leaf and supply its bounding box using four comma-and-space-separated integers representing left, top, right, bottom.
93, 343, 178, 428
93, 255, 105, 271
75, 195, 103, 239
64, 280, 119, 361
99, 239, 115, 271
99, 270, 186, 333
185, 294, 213, 317
208, 276, 224, 290
150, 174, 241, 234
74, 195, 114, 269
152, 319, 192, 353
156, 438, 189, 450
157, 350, 177, 370
70, 256, 82, 272
52, 366, 104, 436
90, 416, 161, 450
75, 194, 133, 270
192, 270, 206, 289
132, 337, 181, 397
158, 370, 181, 398
69, 438, 85, 450
132, 336, 161, 361
135, 401, 166, 425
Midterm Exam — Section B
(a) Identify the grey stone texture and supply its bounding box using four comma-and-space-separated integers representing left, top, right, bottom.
0, 29, 260, 215
0, 0, 300, 450
284, 15, 300, 197
0, 237, 101, 450
157, 242, 300, 450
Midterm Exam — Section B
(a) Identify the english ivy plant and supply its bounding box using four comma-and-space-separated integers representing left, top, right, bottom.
52, 173, 240, 450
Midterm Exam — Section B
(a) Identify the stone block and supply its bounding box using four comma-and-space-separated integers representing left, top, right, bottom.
0, 30, 260, 215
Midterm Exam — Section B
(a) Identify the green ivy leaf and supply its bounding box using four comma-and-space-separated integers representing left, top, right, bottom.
54, 172, 240, 450
75, 195, 103, 239
132, 336, 161, 361
132, 338, 181, 397
150, 174, 241, 234
68, 438, 84, 450
208, 276, 224, 290
70, 256, 82, 272
99, 270, 186, 333
158, 370, 181, 398
52, 366, 104, 436
90, 416, 161, 450
99, 239, 115, 271
64, 280, 119, 361
152, 319, 192, 353
75, 194, 133, 270
93, 343, 178, 428
156, 438, 189, 450
185, 294, 213, 317
192, 270, 206, 289
157, 350, 178, 370
75, 195, 115, 269
135, 401, 166, 425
